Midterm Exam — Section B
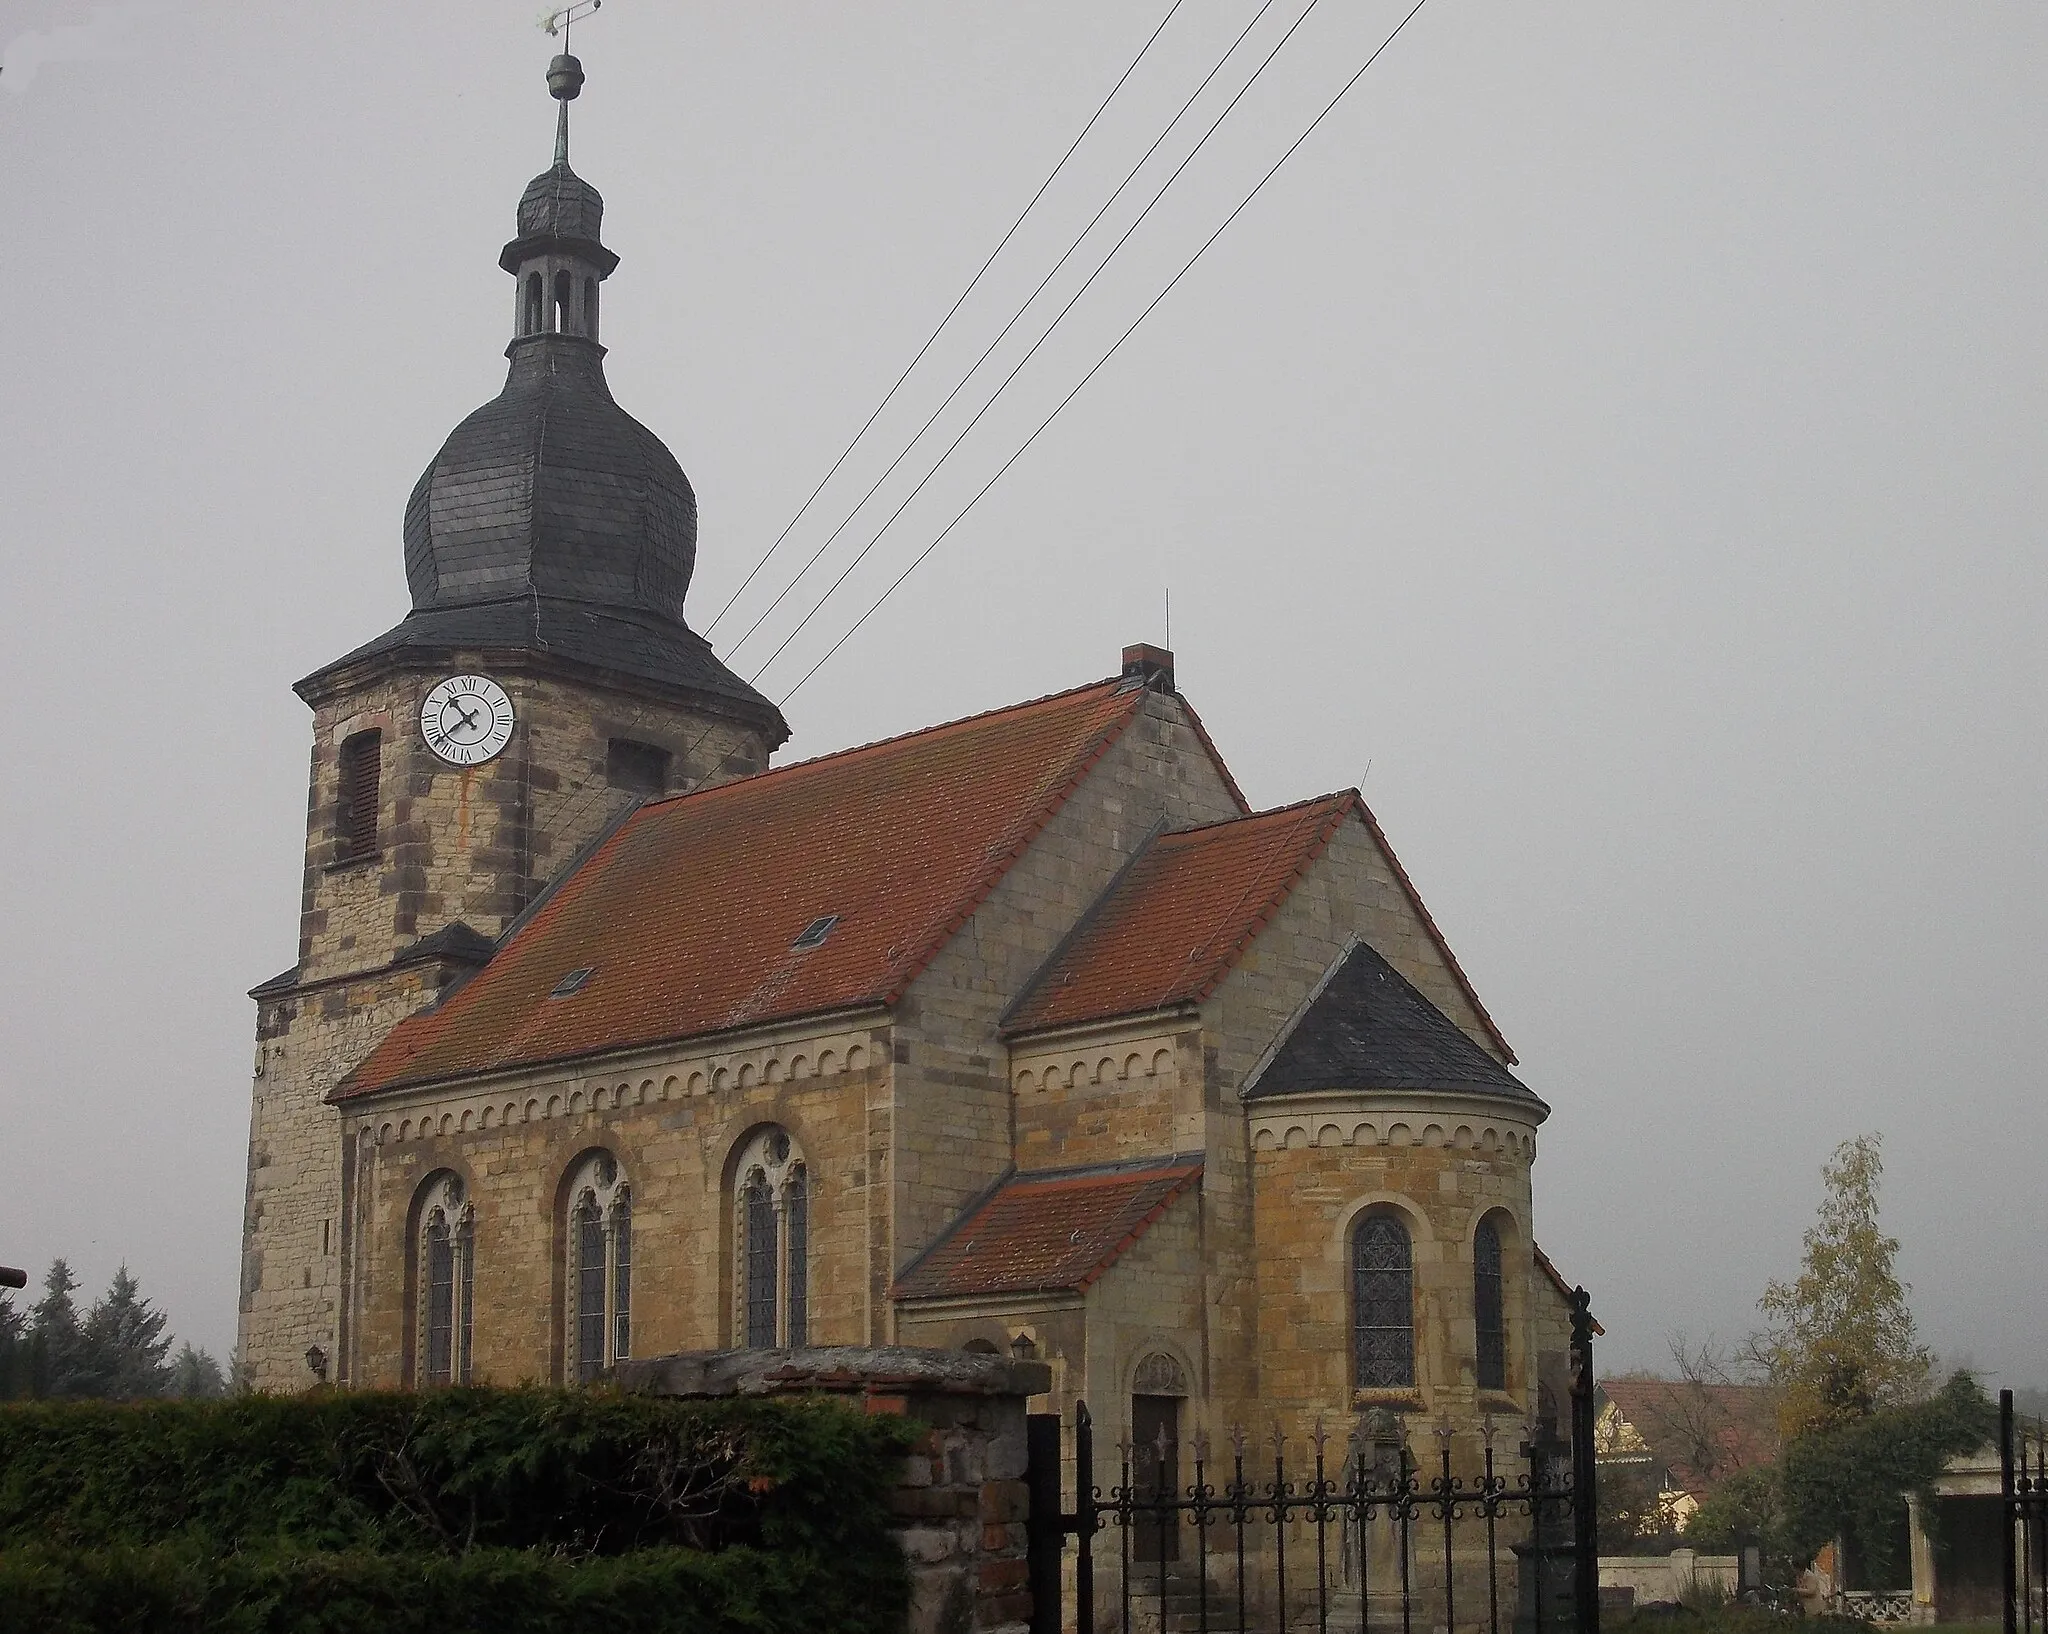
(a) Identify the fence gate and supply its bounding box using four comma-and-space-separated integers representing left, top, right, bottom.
2006, 1391, 2048, 1634
1028, 1291, 1602, 1634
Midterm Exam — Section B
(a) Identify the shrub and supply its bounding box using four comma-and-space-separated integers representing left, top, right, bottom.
0, 1541, 901, 1634
0, 1389, 917, 1560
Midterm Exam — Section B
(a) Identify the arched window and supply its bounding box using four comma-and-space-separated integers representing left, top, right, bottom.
522, 272, 544, 335
733, 1126, 809, 1348
564, 1150, 631, 1382
416, 1172, 474, 1386
553, 269, 572, 334
1351, 1213, 1415, 1391
1474, 1218, 1506, 1391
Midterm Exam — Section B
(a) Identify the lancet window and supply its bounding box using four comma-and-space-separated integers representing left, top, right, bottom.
415, 1171, 474, 1386
1474, 1217, 1507, 1392
1351, 1212, 1415, 1391
733, 1126, 808, 1349
565, 1150, 631, 1382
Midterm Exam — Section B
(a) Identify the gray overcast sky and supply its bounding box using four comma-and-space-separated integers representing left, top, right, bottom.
2, 1, 2042, 1382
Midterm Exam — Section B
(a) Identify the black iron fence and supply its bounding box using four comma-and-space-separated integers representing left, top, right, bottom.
2006, 1390, 2048, 1634
1029, 1291, 1602, 1634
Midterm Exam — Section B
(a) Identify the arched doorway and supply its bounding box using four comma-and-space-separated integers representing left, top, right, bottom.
1131, 1351, 1189, 1564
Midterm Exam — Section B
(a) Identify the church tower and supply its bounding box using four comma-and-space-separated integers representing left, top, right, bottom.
238, 55, 787, 1390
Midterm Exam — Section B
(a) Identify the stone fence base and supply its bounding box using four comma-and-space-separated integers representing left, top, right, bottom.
617, 1346, 1051, 1634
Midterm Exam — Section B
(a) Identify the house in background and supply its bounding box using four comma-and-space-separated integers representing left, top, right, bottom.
1595, 1378, 1780, 1533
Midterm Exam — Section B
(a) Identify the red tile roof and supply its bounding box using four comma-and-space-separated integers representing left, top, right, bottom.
1003, 791, 1514, 1061
892, 1157, 1203, 1301
341, 676, 1226, 1097
1596, 1378, 1779, 1488
1004, 794, 1356, 1036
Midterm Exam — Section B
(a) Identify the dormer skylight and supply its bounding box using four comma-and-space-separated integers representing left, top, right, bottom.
791, 915, 839, 951
550, 966, 595, 998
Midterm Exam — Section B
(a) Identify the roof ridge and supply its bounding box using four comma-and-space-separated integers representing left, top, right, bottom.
879, 691, 1149, 1005
1148, 790, 1358, 1011
1073, 1163, 1204, 1292
1157, 788, 1356, 843
1351, 797, 1516, 1064
638, 673, 1133, 813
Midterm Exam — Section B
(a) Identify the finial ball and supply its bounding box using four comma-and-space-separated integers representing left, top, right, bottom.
548, 54, 585, 102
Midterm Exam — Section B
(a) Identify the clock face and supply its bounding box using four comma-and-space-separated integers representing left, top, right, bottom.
421, 674, 515, 766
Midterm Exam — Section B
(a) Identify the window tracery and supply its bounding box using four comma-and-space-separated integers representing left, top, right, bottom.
1351, 1212, 1415, 1391
732, 1126, 808, 1348
416, 1172, 474, 1386
564, 1150, 631, 1382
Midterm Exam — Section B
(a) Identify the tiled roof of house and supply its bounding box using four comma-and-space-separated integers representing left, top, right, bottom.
1004, 795, 1357, 1036
341, 675, 1225, 1097
892, 1155, 1202, 1301
1002, 794, 1512, 1061
1244, 940, 1539, 1103
1596, 1378, 1779, 1489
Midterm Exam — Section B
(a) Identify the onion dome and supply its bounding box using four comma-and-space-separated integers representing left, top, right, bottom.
305, 56, 784, 740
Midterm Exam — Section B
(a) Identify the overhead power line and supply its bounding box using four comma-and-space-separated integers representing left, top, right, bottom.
721, 0, 1290, 663
701, 0, 1192, 638
747, 0, 1346, 687
774, 0, 1435, 704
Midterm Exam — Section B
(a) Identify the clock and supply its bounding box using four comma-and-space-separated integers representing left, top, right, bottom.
421, 674, 515, 766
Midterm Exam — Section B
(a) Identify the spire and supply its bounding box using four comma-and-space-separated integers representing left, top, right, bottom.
501, 51, 614, 345
547, 50, 582, 165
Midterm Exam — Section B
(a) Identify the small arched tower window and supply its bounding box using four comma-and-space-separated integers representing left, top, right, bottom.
522, 271, 544, 336
553, 269, 573, 334
1352, 1213, 1415, 1391
335, 729, 381, 863
733, 1125, 808, 1348
1474, 1218, 1506, 1391
415, 1171, 474, 1386
564, 1150, 631, 1382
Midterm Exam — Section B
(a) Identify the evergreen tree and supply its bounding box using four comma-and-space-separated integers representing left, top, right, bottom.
168, 1341, 227, 1400
1758, 1133, 1931, 1437
28, 1258, 85, 1397
0, 1287, 23, 1399
80, 1266, 174, 1399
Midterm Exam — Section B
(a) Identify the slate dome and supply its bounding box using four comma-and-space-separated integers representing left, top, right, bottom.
401, 339, 698, 624
300, 54, 785, 738
517, 163, 604, 243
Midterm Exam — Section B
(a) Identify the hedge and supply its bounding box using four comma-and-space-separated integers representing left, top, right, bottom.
0, 1389, 918, 1560
0, 1541, 902, 1634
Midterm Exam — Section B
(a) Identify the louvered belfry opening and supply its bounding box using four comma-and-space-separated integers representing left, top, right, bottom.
335, 729, 381, 862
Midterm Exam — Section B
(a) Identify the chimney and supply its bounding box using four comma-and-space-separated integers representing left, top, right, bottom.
1120, 643, 1174, 693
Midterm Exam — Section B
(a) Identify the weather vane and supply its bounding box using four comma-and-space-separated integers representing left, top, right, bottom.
541, 2, 602, 51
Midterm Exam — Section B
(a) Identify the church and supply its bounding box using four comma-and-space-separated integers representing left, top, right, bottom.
238, 53, 1581, 1457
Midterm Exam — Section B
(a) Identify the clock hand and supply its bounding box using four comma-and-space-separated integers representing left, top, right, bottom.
449, 702, 482, 733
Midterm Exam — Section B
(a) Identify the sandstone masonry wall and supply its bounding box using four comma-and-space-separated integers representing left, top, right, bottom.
890, 689, 1240, 1304
341, 1018, 887, 1385
243, 648, 770, 1391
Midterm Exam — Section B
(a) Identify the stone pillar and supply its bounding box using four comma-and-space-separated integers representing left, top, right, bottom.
617, 1346, 1050, 1634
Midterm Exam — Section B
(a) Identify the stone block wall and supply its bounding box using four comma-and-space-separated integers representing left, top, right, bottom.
245, 646, 774, 1390
241, 961, 441, 1391
297, 655, 769, 983
339, 1018, 888, 1385
617, 1346, 1050, 1634
1246, 1097, 1541, 1428
890, 689, 1241, 1299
